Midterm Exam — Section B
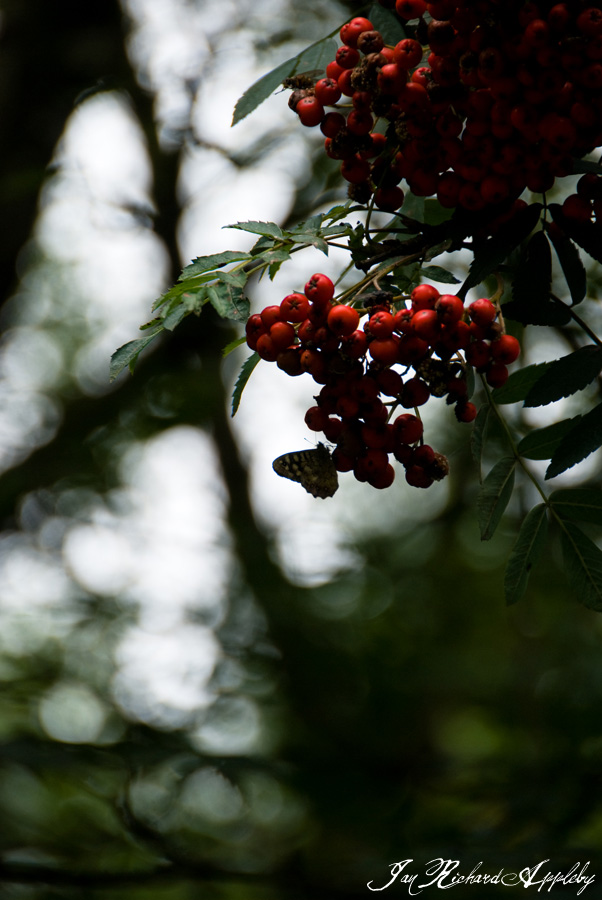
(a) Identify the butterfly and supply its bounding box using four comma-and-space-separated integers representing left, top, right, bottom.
272, 443, 339, 499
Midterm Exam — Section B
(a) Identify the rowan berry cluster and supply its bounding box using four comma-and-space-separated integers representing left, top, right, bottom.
289, 1, 602, 212
246, 273, 520, 490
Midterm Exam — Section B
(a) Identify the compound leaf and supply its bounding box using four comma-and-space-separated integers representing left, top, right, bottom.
504, 504, 548, 605
207, 283, 250, 322
462, 203, 542, 293
477, 456, 516, 541
227, 220, 284, 240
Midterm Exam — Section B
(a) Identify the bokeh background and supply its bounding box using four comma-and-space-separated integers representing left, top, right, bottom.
1, 0, 602, 897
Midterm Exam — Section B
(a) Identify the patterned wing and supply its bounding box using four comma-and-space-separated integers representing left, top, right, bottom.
272, 444, 339, 499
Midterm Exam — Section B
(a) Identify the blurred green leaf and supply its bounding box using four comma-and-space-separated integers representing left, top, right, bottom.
561, 521, 602, 610
550, 489, 602, 526
505, 504, 548, 605
477, 457, 516, 541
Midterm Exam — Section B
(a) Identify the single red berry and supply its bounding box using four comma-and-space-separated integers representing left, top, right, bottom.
395, 0, 427, 19
368, 310, 395, 339
245, 314, 266, 350
326, 60, 344, 80
368, 462, 396, 489
397, 334, 429, 366
374, 185, 405, 211
256, 333, 279, 362
340, 156, 371, 183
413, 444, 435, 467
436, 294, 464, 325
296, 96, 325, 127
405, 465, 434, 489
269, 321, 295, 351
276, 347, 303, 376
347, 110, 374, 136
305, 273, 335, 304
485, 362, 509, 388
342, 329, 368, 358
465, 339, 492, 371
490, 334, 520, 365
314, 77, 342, 106
394, 38, 423, 69
393, 413, 423, 444
400, 377, 430, 408
411, 283, 440, 310
468, 298, 497, 328
305, 405, 329, 432
455, 400, 478, 423
321, 112, 346, 137
368, 336, 401, 366
412, 308, 439, 342
337, 394, 361, 419
336, 45, 360, 69
260, 305, 283, 329
327, 304, 361, 337
577, 7, 602, 35
323, 416, 344, 442
563, 194, 593, 222
377, 367, 404, 396
280, 293, 310, 323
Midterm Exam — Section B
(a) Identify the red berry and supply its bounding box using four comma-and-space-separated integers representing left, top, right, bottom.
305, 273, 335, 304
269, 321, 295, 351
490, 334, 520, 365
412, 308, 439, 342
395, 0, 427, 19
340, 156, 371, 184
314, 77, 342, 106
393, 413, 423, 444
468, 298, 497, 327
411, 283, 440, 310
368, 462, 396, 489
256, 333, 279, 362
305, 405, 329, 432
321, 112, 346, 137
455, 400, 477, 423
260, 305, 283, 329
465, 339, 492, 371
436, 294, 464, 325
400, 377, 430, 408
485, 362, 509, 388
280, 293, 310, 323
296, 96, 325, 127
327, 304, 361, 337
336, 45, 360, 69
374, 185, 405, 211
394, 39, 423, 69
405, 465, 434, 489
368, 336, 401, 366
368, 311, 395, 339
342, 330, 368, 358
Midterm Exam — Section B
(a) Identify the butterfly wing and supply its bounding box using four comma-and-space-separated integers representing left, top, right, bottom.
272, 444, 339, 499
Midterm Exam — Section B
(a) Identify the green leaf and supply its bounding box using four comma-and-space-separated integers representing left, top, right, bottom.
162, 302, 192, 331
180, 251, 252, 279
231, 352, 260, 416
502, 230, 570, 326
110, 331, 162, 381
550, 489, 602, 527
547, 402, 602, 479
524, 345, 602, 407
232, 38, 337, 125
462, 203, 542, 294
207, 283, 250, 322
227, 220, 284, 240
549, 203, 602, 265
420, 265, 460, 284
545, 223, 587, 305
477, 457, 516, 541
423, 198, 454, 226
368, 3, 407, 43
504, 504, 549, 605
572, 158, 602, 175
561, 521, 602, 611
470, 403, 490, 478
222, 336, 247, 357
491, 361, 553, 404
517, 417, 582, 460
